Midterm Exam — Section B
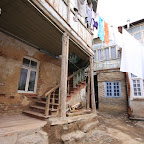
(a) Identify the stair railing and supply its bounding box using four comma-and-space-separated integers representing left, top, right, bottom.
44, 68, 86, 117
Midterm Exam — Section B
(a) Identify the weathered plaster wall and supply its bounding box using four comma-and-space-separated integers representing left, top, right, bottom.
97, 71, 127, 113
131, 100, 144, 118
0, 32, 61, 115
67, 84, 86, 107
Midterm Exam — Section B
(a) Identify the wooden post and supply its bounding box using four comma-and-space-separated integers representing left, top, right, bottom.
45, 95, 50, 116
90, 56, 96, 112
67, 0, 70, 23
67, 80, 70, 96
60, 32, 69, 119
87, 67, 90, 108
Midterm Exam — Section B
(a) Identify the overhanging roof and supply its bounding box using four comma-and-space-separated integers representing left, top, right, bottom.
0, 0, 89, 62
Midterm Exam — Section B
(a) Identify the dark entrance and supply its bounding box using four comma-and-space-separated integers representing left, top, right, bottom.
94, 75, 99, 109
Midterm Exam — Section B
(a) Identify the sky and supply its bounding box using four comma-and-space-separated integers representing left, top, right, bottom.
97, 0, 144, 27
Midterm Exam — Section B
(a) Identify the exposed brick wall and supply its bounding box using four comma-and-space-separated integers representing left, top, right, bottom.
97, 71, 127, 113
0, 32, 61, 116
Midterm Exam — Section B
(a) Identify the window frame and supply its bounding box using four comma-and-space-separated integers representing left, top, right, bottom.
17, 56, 40, 94
94, 44, 120, 62
105, 81, 122, 98
128, 24, 144, 44
130, 73, 144, 99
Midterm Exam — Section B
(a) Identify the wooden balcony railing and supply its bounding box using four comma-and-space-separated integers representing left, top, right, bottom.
43, 67, 86, 117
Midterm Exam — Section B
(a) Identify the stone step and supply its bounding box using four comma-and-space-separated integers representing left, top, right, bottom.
61, 130, 86, 144
23, 110, 50, 118
82, 120, 99, 133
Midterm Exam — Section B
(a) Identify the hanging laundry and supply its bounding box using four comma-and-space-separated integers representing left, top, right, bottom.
91, 0, 98, 12
77, 0, 86, 17
120, 28, 143, 79
73, 0, 86, 18
98, 16, 104, 41
91, 12, 99, 38
91, 11, 98, 29
86, 4, 92, 28
113, 27, 123, 48
109, 25, 114, 41
104, 22, 109, 44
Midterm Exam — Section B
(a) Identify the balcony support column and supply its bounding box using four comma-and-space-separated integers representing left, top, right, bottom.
60, 32, 69, 119
90, 56, 96, 112
87, 67, 90, 108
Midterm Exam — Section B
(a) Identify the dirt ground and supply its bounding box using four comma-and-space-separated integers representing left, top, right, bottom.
81, 112, 144, 144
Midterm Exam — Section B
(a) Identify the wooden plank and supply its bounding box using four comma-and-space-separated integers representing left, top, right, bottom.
90, 57, 96, 112
45, 94, 51, 116
60, 32, 69, 119
44, 84, 60, 97
87, 66, 90, 108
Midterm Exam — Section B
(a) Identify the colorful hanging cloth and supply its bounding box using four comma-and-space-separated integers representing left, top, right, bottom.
98, 16, 104, 41
104, 22, 109, 44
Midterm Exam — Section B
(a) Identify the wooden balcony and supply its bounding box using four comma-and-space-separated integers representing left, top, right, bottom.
31, 0, 93, 52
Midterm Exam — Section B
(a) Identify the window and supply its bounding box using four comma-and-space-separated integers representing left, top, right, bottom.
134, 32, 141, 40
111, 46, 116, 59
133, 80, 141, 96
18, 57, 39, 93
104, 48, 109, 60
98, 49, 103, 61
128, 24, 144, 44
94, 51, 97, 62
130, 73, 144, 98
93, 43, 119, 62
105, 81, 121, 97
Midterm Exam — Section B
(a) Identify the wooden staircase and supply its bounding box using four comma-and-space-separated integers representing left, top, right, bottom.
23, 68, 86, 119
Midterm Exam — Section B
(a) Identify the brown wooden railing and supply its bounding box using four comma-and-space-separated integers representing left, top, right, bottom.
44, 68, 86, 117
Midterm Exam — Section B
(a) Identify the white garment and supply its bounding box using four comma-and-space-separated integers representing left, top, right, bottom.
92, 13, 99, 39
77, 0, 86, 17
113, 27, 123, 48
109, 26, 114, 41
120, 28, 143, 79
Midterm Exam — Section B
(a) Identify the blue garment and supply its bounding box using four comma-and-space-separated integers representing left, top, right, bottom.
98, 17, 104, 41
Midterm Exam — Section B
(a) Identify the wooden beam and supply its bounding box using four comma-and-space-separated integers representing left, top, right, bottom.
60, 32, 69, 119
87, 67, 90, 108
45, 94, 50, 116
90, 56, 96, 112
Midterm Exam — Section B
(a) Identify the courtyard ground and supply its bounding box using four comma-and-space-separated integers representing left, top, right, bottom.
80, 111, 144, 144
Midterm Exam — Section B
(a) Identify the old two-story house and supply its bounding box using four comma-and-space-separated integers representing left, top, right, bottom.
124, 19, 144, 119
0, 0, 97, 119
93, 37, 127, 114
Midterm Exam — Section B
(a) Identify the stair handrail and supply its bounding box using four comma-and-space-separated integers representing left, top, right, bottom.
44, 67, 86, 116
44, 67, 85, 97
